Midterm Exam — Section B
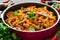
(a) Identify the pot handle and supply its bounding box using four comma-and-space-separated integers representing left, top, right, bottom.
0, 3, 7, 18
59, 15, 60, 19
0, 11, 2, 18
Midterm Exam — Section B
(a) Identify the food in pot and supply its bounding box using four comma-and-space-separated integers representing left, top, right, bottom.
5, 6, 56, 31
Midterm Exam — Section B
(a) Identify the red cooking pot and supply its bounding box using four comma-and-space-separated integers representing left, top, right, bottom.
0, 2, 60, 40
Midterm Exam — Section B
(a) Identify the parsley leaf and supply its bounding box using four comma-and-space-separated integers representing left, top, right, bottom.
30, 26, 35, 31
14, 11, 18, 16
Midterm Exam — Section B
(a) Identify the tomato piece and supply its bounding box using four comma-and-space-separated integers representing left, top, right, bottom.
57, 8, 60, 14
29, 19, 34, 22
48, 20, 51, 23
57, 2, 60, 4
51, 35, 57, 40
35, 8, 39, 12
29, 6, 33, 8
41, 0, 47, 3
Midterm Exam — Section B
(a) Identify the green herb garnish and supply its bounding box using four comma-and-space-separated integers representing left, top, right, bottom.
0, 21, 20, 40
11, 33, 18, 40
57, 32, 60, 36
27, 11, 35, 18
52, 3, 60, 9
57, 27, 60, 30
14, 10, 18, 16
30, 26, 35, 31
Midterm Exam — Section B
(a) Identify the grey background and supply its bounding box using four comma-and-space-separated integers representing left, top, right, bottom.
0, 0, 57, 4
0, 0, 40, 4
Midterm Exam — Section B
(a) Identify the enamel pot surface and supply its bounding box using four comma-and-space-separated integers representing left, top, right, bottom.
1, 2, 60, 40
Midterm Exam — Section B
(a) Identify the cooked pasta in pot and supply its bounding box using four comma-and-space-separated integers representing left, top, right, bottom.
5, 6, 56, 31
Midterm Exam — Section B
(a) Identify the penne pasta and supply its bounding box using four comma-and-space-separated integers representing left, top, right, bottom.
5, 6, 56, 31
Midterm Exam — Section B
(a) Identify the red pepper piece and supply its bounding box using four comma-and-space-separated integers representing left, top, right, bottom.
29, 6, 33, 8
51, 35, 57, 40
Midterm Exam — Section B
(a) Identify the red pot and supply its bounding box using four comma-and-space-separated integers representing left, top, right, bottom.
1, 2, 60, 40
12, 25, 58, 40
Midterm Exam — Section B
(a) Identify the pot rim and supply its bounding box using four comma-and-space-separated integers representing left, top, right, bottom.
1, 2, 60, 32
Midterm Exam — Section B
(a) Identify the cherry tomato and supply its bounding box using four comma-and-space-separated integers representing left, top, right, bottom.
29, 6, 33, 8
41, 0, 47, 3
51, 35, 57, 40
57, 2, 60, 4
57, 8, 60, 14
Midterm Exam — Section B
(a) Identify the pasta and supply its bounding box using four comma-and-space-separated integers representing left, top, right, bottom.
5, 6, 56, 31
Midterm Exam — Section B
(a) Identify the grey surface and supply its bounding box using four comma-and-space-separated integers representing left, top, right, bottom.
0, 0, 58, 4
0, 0, 41, 4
